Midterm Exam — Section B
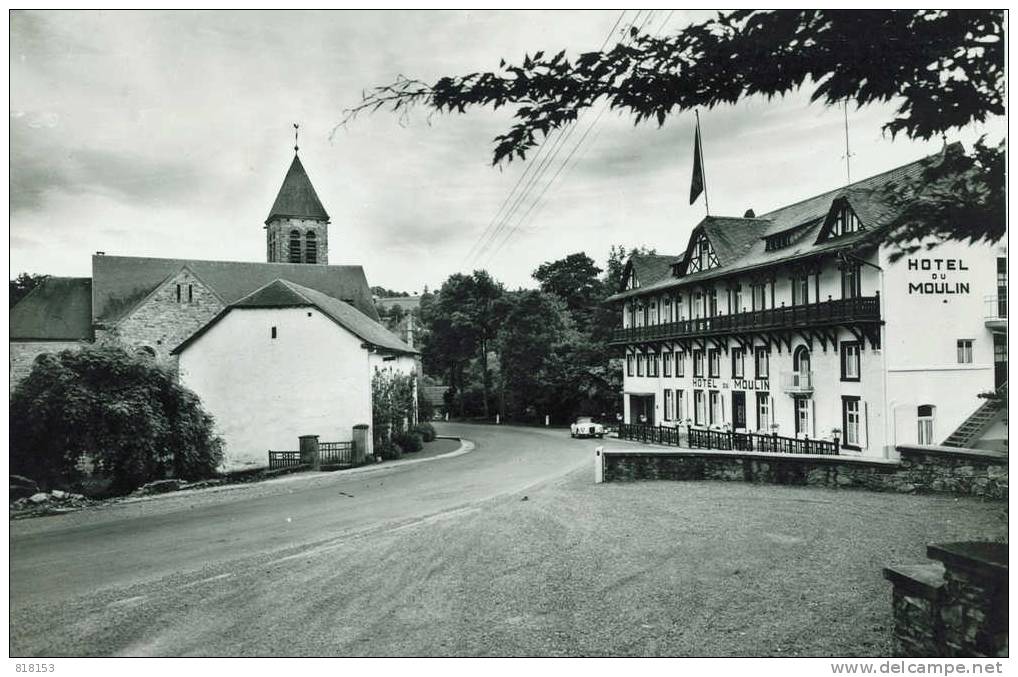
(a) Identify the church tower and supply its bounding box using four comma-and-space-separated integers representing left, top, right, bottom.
265, 147, 330, 265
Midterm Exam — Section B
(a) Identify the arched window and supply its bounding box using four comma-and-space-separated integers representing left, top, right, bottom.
792, 346, 811, 390
305, 231, 317, 264
917, 405, 936, 445
288, 230, 302, 263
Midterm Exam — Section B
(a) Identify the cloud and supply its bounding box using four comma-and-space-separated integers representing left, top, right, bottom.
10, 113, 206, 214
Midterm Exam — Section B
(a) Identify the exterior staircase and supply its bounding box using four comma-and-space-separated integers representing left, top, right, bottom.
942, 382, 1008, 449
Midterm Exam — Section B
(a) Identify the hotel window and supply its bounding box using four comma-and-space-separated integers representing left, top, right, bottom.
709, 390, 722, 425
708, 288, 718, 317
694, 390, 706, 426
756, 392, 771, 431
676, 390, 685, 422
675, 350, 685, 377
841, 341, 861, 381
637, 353, 645, 377
708, 349, 720, 378
795, 398, 812, 436
693, 350, 704, 377
650, 302, 658, 325
731, 347, 744, 379
842, 396, 862, 449
663, 297, 673, 323
917, 405, 936, 445
676, 295, 685, 321
792, 275, 809, 306
663, 351, 672, 377
648, 353, 659, 377
755, 346, 770, 379
627, 354, 635, 377
997, 258, 1008, 317
841, 263, 861, 299
643, 302, 651, 327
730, 285, 743, 314
957, 339, 973, 364
663, 389, 673, 421
751, 283, 767, 311
693, 292, 703, 319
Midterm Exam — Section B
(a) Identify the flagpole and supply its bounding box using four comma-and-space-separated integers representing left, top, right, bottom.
696, 109, 710, 216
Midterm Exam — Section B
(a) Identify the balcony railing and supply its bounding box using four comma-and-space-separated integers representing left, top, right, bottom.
616, 423, 839, 456
780, 370, 814, 393
985, 294, 1007, 321
611, 295, 881, 345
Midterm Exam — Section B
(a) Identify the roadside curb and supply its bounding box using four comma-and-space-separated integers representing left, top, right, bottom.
114, 437, 475, 506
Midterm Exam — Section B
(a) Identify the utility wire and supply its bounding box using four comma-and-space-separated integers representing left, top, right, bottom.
462, 10, 629, 265
480, 10, 665, 264
473, 10, 652, 264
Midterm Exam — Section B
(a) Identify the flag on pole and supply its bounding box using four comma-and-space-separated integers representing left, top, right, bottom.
689, 117, 705, 205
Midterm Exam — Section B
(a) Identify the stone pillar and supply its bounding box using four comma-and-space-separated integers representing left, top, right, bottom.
299, 435, 320, 471
352, 424, 370, 464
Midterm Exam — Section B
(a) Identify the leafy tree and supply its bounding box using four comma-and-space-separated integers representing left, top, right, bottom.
533, 252, 603, 334
497, 290, 571, 420
346, 10, 1004, 252
371, 366, 417, 457
371, 285, 410, 298
421, 271, 506, 417
10, 272, 48, 308
10, 345, 223, 494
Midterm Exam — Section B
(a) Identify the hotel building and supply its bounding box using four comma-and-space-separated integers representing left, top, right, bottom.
608, 147, 1007, 457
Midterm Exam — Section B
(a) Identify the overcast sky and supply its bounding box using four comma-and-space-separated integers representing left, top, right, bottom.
10, 10, 1005, 293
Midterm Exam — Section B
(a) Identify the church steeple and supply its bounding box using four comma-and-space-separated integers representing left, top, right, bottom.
265, 137, 330, 265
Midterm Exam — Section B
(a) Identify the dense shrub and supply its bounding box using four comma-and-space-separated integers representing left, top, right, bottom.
372, 367, 416, 448
415, 422, 437, 442
375, 439, 401, 461
10, 345, 223, 494
417, 389, 435, 422
394, 431, 424, 454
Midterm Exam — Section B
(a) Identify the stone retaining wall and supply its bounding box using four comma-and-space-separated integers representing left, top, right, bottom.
884, 542, 1008, 657
600, 443, 1007, 500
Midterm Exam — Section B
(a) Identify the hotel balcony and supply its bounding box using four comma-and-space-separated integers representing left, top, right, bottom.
984, 294, 1007, 333
780, 370, 814, 394
610, 295, 882, 346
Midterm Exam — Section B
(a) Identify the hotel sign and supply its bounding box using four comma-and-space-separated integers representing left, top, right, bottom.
692, 377, 770, 390
907, 258, 971, 295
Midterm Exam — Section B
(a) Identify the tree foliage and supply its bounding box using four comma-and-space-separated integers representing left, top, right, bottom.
10, 345, 223, 494
345, 10, 1004, 248
10, 272, 47, 309
371, 367, 417, 455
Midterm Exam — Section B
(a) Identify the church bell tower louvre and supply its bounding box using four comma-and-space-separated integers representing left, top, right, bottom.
264, 126, 330, 265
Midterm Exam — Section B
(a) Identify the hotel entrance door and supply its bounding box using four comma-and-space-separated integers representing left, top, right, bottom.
629, 394, 655, 425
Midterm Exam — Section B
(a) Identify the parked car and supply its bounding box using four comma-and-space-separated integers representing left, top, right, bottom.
570, 416, 605, 439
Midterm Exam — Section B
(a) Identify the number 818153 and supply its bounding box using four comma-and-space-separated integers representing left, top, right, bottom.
15, 665, 55, 672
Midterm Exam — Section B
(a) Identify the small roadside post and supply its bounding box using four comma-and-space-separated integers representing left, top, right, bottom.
594, 446, 604, 484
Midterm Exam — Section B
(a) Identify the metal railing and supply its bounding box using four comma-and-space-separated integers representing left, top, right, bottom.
611, 295, 881, 345
268, 450, 304, 470
780, 370, 814, 393
320, 441, 354, 467
617, 423, 839, 456
985, 294, 1007, 321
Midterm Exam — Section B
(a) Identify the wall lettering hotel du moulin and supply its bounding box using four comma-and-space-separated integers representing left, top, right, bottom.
906, 258, 971, 295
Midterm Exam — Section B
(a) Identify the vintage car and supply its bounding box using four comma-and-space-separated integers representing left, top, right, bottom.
570, 416, 605, 439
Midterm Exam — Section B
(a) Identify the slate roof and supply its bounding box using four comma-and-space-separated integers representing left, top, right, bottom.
173, 279, 418, 356
91, 254, 379, 324
629, 253, 681, 288
608, 146, 952, 302
266, 154, 330, 224
10, 277, 93, 340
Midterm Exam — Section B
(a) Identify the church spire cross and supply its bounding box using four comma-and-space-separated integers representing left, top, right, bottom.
293, 123, 300, 154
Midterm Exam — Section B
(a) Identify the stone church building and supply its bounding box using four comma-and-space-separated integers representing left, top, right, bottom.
10, 151, 418, 468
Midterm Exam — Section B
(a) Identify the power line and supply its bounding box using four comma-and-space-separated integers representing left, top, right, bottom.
461, 10, 630, 266
473, 10, 652, 265
480, 9, 666, 264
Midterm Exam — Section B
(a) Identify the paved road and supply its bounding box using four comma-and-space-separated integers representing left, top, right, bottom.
9, 423, 600, 656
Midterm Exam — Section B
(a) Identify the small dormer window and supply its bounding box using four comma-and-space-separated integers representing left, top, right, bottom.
829, 204, 861, 238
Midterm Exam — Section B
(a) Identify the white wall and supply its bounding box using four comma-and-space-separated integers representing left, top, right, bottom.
178, 307, 374, 470
880, 239, 1005, 447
